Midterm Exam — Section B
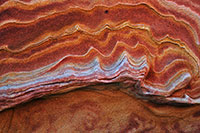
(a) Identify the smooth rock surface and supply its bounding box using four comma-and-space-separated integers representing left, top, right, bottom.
1, 85, 200, 132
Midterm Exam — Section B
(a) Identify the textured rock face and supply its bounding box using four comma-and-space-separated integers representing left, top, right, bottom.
1, 1, 200, 132
0, 0, 200, 112
1, 87, 200, 132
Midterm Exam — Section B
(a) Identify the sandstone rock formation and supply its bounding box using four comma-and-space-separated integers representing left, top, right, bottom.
1, 87, 200, 132
0, 0, 200, 132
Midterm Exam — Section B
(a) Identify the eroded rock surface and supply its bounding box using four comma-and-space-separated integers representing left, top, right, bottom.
1, 87, 200, 132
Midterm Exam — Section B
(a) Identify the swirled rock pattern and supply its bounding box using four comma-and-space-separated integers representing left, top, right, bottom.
0, 0, 200, 112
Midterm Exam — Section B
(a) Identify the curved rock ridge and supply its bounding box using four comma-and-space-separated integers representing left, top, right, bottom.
0, 25, 199, 111
0, 3, 200, 111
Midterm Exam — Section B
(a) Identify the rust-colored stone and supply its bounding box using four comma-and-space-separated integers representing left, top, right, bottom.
1, 87, 200, 132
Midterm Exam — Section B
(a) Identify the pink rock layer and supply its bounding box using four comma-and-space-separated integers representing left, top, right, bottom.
0, 1, 200, 111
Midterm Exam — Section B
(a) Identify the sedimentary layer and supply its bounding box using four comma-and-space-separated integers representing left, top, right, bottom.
0, 1, 200, 111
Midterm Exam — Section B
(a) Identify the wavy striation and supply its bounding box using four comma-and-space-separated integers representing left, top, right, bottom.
0, 1, 200, 111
